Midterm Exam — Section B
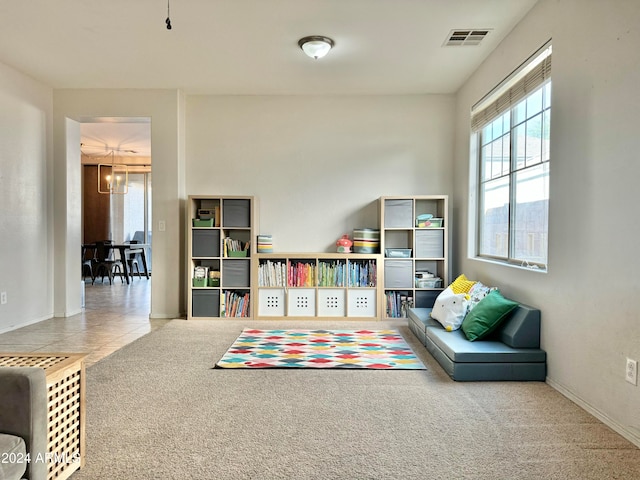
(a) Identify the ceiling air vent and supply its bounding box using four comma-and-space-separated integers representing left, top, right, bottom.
444, 29, 491, 47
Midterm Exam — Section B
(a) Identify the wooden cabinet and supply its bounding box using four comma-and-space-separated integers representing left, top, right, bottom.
379, 195, 449, 318
254, 253, 381, 320
187, 195, 256, 319
82, 165, 110, 244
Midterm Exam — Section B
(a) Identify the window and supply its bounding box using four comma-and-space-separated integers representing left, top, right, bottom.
470, 44, 551, 270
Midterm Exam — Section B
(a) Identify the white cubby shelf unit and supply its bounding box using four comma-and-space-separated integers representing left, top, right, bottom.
254, 253, 382, 320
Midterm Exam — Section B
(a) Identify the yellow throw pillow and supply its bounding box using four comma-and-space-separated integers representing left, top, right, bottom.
450, 274, 476, 294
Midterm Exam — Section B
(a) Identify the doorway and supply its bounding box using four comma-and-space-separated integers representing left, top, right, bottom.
80, 118, 152, 298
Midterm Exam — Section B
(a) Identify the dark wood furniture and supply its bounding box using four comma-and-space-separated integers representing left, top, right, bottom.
82, 243, 149, 285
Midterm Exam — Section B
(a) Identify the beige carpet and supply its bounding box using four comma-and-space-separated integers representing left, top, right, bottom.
72, 319, 640, 480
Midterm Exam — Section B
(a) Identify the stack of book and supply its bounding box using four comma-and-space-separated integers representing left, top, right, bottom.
353, 228, 380, 253
257, 234, 273, 253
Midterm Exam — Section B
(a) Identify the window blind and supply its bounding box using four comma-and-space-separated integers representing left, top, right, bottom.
471, 52, 551, 132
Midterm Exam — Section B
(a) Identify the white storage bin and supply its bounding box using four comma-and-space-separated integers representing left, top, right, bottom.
347, 289, 377, 317
287, 288, 316, 316
318, 289, 346, 317
258, 289, 285, 316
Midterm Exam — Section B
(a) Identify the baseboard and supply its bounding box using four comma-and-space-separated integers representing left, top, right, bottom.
53, 308, 83, 318
149, 312, 184, 319
547, 376, 640, 448
0, 313, 54, 335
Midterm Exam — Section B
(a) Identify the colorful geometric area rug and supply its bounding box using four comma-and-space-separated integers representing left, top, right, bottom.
215, 329, 426, 369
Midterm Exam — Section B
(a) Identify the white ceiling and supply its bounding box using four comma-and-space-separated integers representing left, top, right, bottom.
0, 0, 538, 157
80, 121, 152, 158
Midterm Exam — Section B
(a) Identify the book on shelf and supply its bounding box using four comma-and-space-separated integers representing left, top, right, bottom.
318, 260, 346, 287
288, 261, 316, 287
258, 258, 377, 288
258, 260, 286, 287
385, 291, 414, 318
194, 266, 208, 279
348, 259, 377, 287
193, 265, 209, 287
222, 290, 251, 317
223, 237, 250, 257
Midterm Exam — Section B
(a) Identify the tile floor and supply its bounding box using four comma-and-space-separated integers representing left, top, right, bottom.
0, 278, 170, 367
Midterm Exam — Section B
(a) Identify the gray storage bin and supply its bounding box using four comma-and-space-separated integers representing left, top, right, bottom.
192, 230, 220, 257
384, 259, 413, 288
222, 259, 250, 287
415, 229, 444, 258
222, 199, 251, 227
192, 289, 220, 317
384, 199, 413, 228
415, 290, 440, 309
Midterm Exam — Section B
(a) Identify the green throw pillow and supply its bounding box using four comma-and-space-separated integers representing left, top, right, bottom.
461, 290, 518, 341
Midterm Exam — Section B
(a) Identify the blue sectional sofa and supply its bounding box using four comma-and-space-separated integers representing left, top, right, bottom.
408, 304, 546, 381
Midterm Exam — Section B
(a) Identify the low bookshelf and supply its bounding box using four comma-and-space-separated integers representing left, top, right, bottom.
254, 253, 382, 320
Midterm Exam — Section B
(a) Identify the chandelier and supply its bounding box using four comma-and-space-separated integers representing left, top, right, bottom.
97, 151, 129, 194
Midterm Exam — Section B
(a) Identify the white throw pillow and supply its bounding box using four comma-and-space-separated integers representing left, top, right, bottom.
430, 286, 469, 331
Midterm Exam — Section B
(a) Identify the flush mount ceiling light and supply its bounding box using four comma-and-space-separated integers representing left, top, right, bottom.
298, 36, 334, 59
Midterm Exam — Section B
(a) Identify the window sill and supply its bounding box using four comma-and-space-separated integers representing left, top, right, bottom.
470, 255, 547, 274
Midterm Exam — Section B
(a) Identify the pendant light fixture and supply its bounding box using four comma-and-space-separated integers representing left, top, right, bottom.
298, 36, 334, 60
97, 151, 129, 195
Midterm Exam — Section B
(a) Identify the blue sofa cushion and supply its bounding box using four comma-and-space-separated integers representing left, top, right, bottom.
495, 303, 541, 348
407, 304, 546, 381
409, 307, 438, 326
425, 339, 547, 381
427, 327, 546, 363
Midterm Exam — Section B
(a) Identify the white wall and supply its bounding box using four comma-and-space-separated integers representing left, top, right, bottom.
453, 0, 640, 446
0, 62, 53, 332
186, 95, 454, 252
